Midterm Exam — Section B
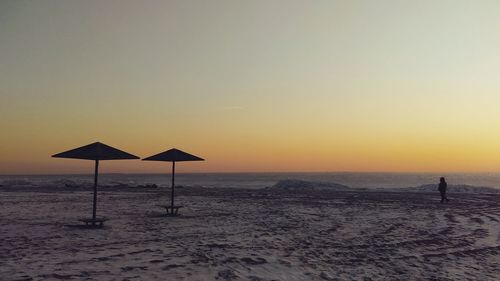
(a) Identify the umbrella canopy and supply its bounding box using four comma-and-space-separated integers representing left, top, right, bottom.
52, 141, 139, 160
52, 142, 139, 224
142, 148, 204, 162
143, 148, 204, 215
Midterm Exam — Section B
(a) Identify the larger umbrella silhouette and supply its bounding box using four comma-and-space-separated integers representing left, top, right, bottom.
52, 142, 139, 225
142, 148, 204, 215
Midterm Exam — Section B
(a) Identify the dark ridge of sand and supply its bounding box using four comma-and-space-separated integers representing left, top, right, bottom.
1, 187, 499, 280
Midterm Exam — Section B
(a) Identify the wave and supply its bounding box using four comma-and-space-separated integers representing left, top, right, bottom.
267, 179, 352, 191
0, 178, 162, 189
1, 176, 499, 194
397, 184, 500, 194
267, 179, 500, 194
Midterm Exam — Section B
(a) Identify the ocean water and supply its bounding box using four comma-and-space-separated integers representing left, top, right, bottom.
1, 172, 500, 190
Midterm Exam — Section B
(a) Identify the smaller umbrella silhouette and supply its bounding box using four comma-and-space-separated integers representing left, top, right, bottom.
143, 148, 204, 215
52, 142, 139, 225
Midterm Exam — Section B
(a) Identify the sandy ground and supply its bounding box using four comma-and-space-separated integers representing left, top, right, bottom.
1, 186, 499, 281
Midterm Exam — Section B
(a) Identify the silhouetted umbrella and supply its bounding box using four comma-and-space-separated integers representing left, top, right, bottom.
52, 142, 139, 224
142, 148, 204, 214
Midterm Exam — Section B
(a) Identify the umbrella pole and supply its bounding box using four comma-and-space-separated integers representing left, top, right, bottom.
93, 159, 99, 222
171, 161, 175, 211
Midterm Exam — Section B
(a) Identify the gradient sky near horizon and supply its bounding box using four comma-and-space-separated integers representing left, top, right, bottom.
1, 0, 500, 174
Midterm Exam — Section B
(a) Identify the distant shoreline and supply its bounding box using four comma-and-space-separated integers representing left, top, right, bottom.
3, 171, 500, 177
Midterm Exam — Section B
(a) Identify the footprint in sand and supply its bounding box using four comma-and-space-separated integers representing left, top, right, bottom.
472, 228, 488, 238
444, 213, 459, 223
469, 217, 484, 224
121, 266, 148, 272
161, 264, 185, 271
217, 269, 237, 280
240, 257, 267, 265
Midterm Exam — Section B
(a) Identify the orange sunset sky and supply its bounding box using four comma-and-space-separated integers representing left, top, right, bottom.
1, 0, 500, 174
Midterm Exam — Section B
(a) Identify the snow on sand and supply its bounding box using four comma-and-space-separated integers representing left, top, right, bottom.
1, 185, 499, 280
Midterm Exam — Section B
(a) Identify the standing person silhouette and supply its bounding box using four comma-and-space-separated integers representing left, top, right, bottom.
438, 177, 449, 203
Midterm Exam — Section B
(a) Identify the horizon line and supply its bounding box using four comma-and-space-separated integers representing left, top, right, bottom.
3, 170, 500, 177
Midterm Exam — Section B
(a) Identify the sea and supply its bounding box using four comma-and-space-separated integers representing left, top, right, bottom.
1, 172, 500, 190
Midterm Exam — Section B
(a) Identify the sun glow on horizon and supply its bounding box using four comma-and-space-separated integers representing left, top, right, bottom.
2, 1, 500, 174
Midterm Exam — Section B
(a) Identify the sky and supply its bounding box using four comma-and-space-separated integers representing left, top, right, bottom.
1, 0, 500, 174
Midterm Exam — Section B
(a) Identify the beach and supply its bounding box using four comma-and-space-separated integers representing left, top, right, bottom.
1, 185, 499, 281
4, 1, 500, 280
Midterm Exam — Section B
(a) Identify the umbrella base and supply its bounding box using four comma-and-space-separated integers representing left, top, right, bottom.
78, 217, 108, 228
157, 205, 183, 216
